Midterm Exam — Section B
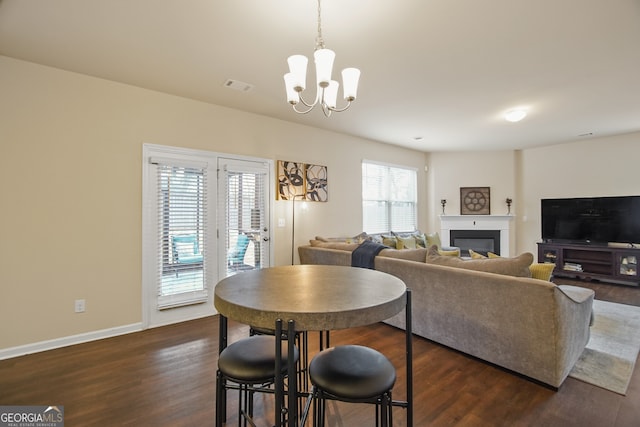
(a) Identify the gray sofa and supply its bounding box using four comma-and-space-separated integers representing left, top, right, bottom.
298, 244, 595, 388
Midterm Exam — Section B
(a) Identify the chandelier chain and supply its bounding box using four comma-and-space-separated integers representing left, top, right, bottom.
315, 0, 325, 50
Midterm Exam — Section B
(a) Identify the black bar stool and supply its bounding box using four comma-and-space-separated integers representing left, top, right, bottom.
305, 344, 396, 427
216, 334, 299, 427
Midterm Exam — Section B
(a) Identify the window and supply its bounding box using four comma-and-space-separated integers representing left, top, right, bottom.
154, 159, 208, 309
362, 161, 417, 233
220, 158, 270, 273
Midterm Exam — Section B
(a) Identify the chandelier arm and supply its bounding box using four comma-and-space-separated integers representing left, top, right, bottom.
291, 104, 316, 114
297, 90, 320, 108
327, 100, 353, 113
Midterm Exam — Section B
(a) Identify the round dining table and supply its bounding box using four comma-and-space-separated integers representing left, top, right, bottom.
214, 264, 413, 427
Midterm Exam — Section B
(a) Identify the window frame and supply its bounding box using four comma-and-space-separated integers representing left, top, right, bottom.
362, 160, 418, 234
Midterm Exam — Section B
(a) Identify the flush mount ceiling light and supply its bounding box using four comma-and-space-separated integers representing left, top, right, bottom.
283, 0, 361, 117
504, 109, 527, 122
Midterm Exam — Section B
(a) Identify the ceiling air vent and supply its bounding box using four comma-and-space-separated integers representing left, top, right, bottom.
223, 79, 254, 93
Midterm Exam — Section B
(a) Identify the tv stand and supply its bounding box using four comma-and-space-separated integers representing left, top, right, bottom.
537, 242, 639, 286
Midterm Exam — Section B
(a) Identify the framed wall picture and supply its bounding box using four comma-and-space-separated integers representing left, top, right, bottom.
305, 164, 328, 202
460, 187, 490, 215
277, 160, 328, 202
277, 160, 305, 200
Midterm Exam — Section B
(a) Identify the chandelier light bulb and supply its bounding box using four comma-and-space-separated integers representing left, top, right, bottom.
324, 80, 339, 109
287, 55, 308, 92
314, 48, 335, 88
342, 68, 360, 101
284, 73, 300, 105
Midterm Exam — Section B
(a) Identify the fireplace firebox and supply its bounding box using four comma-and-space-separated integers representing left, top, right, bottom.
450, 229, 501, 257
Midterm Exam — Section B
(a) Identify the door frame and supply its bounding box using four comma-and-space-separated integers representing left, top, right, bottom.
141, 144, 273, 329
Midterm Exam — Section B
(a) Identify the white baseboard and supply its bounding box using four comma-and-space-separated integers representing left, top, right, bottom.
0, 323, 143, 361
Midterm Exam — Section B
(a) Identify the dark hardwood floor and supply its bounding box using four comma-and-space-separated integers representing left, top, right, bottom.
1, 279, 639, 426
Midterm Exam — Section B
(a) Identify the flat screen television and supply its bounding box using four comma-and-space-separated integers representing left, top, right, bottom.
541, 196, 640, 245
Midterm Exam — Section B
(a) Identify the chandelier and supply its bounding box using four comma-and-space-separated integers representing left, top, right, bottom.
283, 0, 360, 117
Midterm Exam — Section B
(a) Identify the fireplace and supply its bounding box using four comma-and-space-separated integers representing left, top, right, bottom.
439, 215, 514, 257
450, 229, 501, 257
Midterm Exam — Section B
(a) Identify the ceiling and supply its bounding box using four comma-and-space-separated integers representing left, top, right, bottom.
1, 0, 639, 152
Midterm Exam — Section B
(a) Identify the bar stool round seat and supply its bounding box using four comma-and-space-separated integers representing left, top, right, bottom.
218, 335, 298, 383
216, 335, 300, 427
309, 344, 396, 400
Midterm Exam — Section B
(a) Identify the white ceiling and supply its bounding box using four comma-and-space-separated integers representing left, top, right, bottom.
1, 0, 639, 152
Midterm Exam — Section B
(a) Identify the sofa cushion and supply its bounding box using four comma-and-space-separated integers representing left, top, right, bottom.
309, 240, 360, 251
425, 245, 533, 277
484, 250, 555, 281
315, 232, 370, 244
378, 247, 428, 262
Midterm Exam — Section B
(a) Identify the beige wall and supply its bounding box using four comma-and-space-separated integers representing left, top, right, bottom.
427, 150, 517, 221
2, 54, 639, 353
426, 150, 518, 251
0, 56, 428, 350
516, 133, 640, 255
426, 134, 640, 257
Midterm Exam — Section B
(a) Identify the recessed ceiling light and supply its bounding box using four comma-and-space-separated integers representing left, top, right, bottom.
504, 109, 527, 122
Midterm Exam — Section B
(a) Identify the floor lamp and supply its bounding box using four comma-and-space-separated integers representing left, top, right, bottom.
291, 194, 306, 265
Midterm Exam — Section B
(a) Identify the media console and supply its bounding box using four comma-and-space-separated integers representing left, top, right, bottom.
538, 242, 639, 286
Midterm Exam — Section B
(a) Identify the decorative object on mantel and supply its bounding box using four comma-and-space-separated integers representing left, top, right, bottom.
277, 160, 328, 202
283, 0, 360, 117
460, 187, 490, 215
506, 197, 513, 215
441, 199, 447, 215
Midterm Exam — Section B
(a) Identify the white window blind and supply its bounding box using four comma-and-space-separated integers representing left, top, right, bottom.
362, 161, 417, 233
223, 165, 268, 273
155, 162, 208, 309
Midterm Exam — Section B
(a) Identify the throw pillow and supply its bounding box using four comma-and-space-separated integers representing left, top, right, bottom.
425, 245, 533, 277
413, 233, 427, 248
425, 232, 442, 248
529, 263, 555, 281
438, 248, 461, 257
468, 249, 486, 259
397, 236, 417, 249
381, 235, 399, 249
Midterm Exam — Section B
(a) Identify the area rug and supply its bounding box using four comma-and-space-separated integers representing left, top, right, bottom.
568, 299, 640, 395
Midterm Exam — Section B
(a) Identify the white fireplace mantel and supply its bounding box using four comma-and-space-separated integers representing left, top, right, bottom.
439, 215, 514, 256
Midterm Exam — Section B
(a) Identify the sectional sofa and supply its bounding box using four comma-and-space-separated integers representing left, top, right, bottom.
298, 242, 595, 388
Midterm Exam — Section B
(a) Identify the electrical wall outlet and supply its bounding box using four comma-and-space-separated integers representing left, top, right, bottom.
74, 299, 86, 313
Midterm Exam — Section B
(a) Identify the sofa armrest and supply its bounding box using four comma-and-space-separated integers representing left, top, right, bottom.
557, 284, 595, 304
